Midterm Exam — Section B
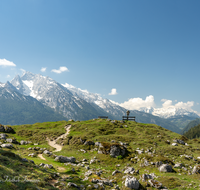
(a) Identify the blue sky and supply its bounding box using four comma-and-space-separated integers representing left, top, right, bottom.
0, 0, 200, 113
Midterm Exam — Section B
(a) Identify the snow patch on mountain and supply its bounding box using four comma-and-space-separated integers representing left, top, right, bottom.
138, 107, 199, 119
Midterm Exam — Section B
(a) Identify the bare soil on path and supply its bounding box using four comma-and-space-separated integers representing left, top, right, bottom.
47, 125, 71, 152
38, 154, 46, 160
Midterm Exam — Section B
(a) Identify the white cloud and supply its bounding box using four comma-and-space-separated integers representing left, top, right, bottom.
119, 95, 155, 110
41, 67, 47, 72
62, 83, 76, 89
161, 99, 194, 111
0, 59, 16, 67
162, 100, 173, 108
6, 75, 11, 78
51, 66, 69, 74
108, 88, 118, 95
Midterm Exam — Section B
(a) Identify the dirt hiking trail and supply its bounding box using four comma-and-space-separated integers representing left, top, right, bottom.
47, 124, 71, 152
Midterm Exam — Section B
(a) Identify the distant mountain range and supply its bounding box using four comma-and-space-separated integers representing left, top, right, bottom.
0, 71, 198, 133
138, 106, 199, 119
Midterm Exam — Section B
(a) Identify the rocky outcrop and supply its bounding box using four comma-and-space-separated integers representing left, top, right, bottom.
98, 142, 127, 158
55, 156, 76, 163
124, 167, 135, 174
124, 176, 140, 190
0, 124, 15, 133
159, 164, 173, 172
192, 165, 200, 174
1, 144, 14, 148
148, 179, 163, 189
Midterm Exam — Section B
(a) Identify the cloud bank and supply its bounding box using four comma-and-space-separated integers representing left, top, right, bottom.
161, 99, 194, 111
51, 66, 69, 74
119, 95, 197, 114
0, 59, 16, 67
108, 88, 118, 95
119, 95, 155, 110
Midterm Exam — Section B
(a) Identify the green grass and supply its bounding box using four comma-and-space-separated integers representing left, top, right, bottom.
0, 119, 199, 189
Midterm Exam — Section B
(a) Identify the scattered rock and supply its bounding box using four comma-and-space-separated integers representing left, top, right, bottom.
21, 158, 28, 162
43, 150, 52, 155
55, 156, 76, 163
173, 139, 185, 145
0, 133, 7, 139
44, 164, 53, 169
20, 140, 28, 145
124, 167, 135, 174
84, 140, 95, 145
192, 165, 200, 174
1, 143, 13, 148
4, 126, 15, 133
159, 164, 173, 172
6, 138, 18, 144
125, 176, 140, 190
174, 163, 183, 168
28, 153, 37, 157
112, 170, 121, 176
67, 182, 79, 189
95, 142, 102, 146
148, 179, 163, 189
141, 174, 153, 182
110, 144, 126, 158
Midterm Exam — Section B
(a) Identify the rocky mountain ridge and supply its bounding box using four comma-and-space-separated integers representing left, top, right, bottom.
0, 71, 194, 132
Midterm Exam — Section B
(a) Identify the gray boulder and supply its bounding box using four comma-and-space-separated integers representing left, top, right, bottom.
44, 164, 53, 169
192, 165, 200, 174
6, 138, 18, 144
148, 179, 162, 189
173, 139, 185, 145
43, 150, 52, 155
124, 167, 135, 174
0, 125, 5, 132
20, 140, 28, 145
155, 161, 163, 167
67, 182, 79, 189
159, 164, 173, 172
4, 126, 15, 133
174, 163, 183, 168
110, 145, 126, 158
112, 170, 121, 176
28, 153, 37, 157
141, 174, 153, 182
55, 156, 76, 163
21, 158, 28, 162
95, 142, 102, 146
1, 144, 13, 148
0, 133, 7, 139
125, 176, 140, 190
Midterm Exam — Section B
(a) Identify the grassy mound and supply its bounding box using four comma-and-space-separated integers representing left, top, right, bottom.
0, 119, 199, 189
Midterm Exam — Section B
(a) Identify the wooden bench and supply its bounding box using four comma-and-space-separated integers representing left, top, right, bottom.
122, 116, 136, 121
98, 116, 108, 119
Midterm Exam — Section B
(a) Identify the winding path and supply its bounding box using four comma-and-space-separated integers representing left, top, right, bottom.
38, 154, 46, 160
37, 125, 71, 161
47, 125, 71, 152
